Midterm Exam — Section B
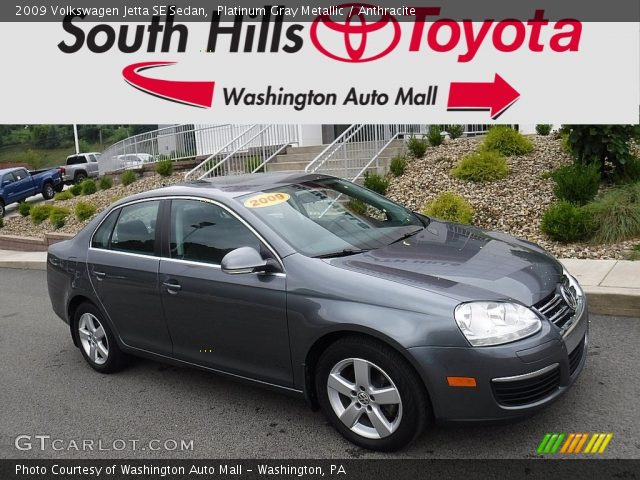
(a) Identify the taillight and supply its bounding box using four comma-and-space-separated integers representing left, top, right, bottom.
58, 167, 65, 175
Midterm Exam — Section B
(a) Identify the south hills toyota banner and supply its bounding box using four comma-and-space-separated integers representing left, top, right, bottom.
0, 1, 638, 123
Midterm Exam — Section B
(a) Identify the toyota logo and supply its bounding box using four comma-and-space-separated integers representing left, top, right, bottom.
310, 3, 401, 63
560, 284, 578, 311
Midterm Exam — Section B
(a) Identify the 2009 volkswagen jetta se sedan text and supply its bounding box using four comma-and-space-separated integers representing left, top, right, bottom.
47, 173, 588, 451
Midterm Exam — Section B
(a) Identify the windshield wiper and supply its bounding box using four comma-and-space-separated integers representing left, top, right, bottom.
314, 249, 369, 259
390, 227, 424, 245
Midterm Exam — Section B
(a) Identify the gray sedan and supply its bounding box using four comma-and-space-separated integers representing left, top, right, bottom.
47, 173, 588, 451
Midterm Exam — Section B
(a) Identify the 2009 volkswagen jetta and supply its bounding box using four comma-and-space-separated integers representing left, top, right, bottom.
47, 173, 588, 451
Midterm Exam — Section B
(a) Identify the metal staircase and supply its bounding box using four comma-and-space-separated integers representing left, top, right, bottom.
304, 124, 425, 182
185, 124, 300, 180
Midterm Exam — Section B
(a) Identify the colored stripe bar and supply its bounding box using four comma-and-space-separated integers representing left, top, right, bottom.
574, 433, 589, 453
584, 433, 599, 453
560, 433, 575, 453
544, 434, 559, 453
537, 434, 552, 454
550, 433, 565, 453
598, 434, 613, 453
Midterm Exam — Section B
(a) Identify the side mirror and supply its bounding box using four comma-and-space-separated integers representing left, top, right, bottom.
221, 247, 278, 275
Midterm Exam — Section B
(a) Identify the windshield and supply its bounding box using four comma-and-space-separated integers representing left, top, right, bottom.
238, 178, 424, 257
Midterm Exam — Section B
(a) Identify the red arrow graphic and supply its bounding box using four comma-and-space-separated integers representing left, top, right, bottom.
447, 74, 520, 119
122, 61, 215, 109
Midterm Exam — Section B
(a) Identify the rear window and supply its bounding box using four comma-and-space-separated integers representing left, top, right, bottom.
66, 156, 86, 165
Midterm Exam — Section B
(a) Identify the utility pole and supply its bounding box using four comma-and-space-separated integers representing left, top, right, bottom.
73, 124, 80, 154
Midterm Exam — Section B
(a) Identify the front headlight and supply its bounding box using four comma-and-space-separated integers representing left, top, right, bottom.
454, 302, 542, 347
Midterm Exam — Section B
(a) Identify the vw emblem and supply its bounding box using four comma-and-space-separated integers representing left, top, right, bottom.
357, 391, 371, 405
310, 3, 401, 63
560, 284, 578, 310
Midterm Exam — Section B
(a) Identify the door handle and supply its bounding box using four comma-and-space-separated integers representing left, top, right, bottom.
94, 271, 106, 281
162, 281, 182, 293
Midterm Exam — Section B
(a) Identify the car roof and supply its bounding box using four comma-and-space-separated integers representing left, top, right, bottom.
121, 172, 336, 203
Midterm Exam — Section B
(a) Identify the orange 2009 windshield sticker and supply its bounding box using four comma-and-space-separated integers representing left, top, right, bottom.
243, 192, 291, 208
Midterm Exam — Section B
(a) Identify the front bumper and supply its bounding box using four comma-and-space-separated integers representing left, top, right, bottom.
409, 304, 589, 422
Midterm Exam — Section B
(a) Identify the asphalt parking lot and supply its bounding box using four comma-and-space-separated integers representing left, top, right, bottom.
1, 268, 639, 459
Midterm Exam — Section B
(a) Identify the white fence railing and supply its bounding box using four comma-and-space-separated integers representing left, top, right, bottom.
304, 124, 502, 181
305, 124, 425, 181
185, 124, 300, 180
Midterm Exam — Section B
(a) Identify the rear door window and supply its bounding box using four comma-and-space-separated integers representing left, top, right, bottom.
110, 201, 160, 255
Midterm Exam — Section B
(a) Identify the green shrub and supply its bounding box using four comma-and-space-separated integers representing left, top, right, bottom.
0, 217, 3, 229
155, 159, 173, 177
75, 202, 97, 221
482, 126, 534, 156
541, 202, 596, 243
246, 156, 264, 173
551, 163, 600, 205
389, 155, 407, 177
585, 183, 640, 243
451, 150, 509, 182
631, 244, 640, 261
363, 172, 390, 195
346, 199, 367, 215
54, 190, 74, 201
562, 125, 640, 177
48, 207, 69, 230
613, 156, 640, 184
121, 170, 137, 186
447, 125, 464, 140
31, 205, 53, 224
422, 192, 474, 224
407, 136, 427, 158
427, 125, 443, 146
99, 176, 113, 190
81, 179, 97, 196
69, 184, 83, 196
18, 202, 32, 217
536, 124, 553, 136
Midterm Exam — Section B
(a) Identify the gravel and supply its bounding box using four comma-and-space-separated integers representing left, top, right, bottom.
386, 135, 638, 260
0, 172, 184, 238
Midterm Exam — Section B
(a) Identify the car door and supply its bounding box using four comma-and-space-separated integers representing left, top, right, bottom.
11, 169, 34, 199
1, 172, 17, 203
87, 199, 173, 355
158, 198, 291, 386
87, 154, 99, 176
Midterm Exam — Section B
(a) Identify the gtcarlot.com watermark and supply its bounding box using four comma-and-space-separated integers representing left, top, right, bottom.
15, 435, 194, 452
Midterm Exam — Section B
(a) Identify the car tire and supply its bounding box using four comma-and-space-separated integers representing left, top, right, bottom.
41, 182, 55, 200
315, 336, 430, 451
74, 173, 87, 184
54, 183, 64, 193
0, 200, 5, 218
73, 302, 129, 373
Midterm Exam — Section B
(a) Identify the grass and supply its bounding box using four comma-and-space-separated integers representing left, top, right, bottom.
630, 244, 640, 260
0, 142, 102, 170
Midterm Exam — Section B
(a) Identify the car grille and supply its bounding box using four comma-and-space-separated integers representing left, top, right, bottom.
534, 288, 574, 331
568, 337, 586, 376
492, 364, 561, 407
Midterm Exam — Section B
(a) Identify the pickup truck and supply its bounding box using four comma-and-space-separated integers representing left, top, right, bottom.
59, 152, 100, 184
0, 167, 64, 217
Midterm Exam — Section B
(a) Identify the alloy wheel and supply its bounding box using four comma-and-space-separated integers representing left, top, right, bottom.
78, 313, 109, 365
327, 358, 403, 439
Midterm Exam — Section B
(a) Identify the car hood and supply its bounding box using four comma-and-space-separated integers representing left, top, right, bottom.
328, 220, 563, 306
